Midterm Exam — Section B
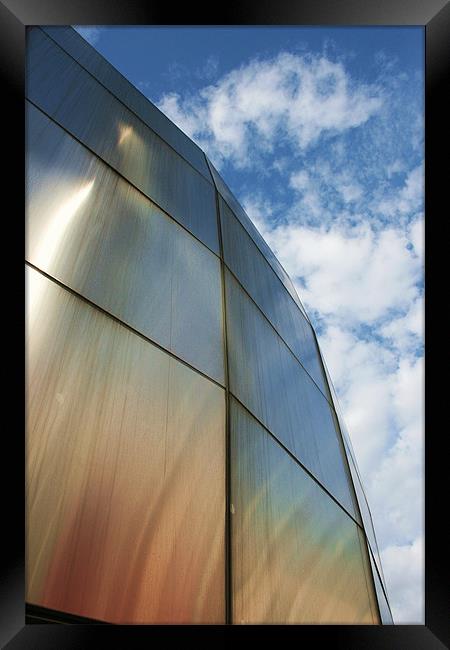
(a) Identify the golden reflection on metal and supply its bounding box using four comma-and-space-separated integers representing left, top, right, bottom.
231, 400, 380, 624
26, 104, 225, 383
26, 267, 225, 623
117, 123, 133, 146
33, 179, 94, 270
26, 34, 221, 254
28, 179, 94, 324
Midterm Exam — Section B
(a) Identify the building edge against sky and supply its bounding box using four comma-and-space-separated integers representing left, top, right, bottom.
25, 25, 393, 624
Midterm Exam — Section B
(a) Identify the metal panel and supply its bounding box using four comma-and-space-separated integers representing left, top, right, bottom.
230, 398, 379, 624
26, 28, 219, 254
345, 442, 387, 588
208, 158, 308, 318
220, 197, 327, 395
226, 270, 358, 519
317, 344, 387, 589
26, 266, 225, 623
26, 102, 224, 384
367, 543, 394, 624
38, 26, 212, 182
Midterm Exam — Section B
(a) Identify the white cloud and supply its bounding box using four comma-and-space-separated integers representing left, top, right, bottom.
312, 162, 364, 205
154, 91, 201, 141
333, 172, 363, 203
381, 536, 424, 623
290, 170, 310, 192
408, 214, 424, 260
386, 159, 405, 178
318, 327, 424, 625
366, 355, 424, 541
399, 165, 424, 213
154, 43, 423, 623
374, 164, 424, 219
289, 170, 324, 218
319, 326, 397, 473
379, 215, 423, 353
241, 194, 277, 241
380, 296, 424, 353
157, 52, 383, 168
261, 222, 422, 325
336, 179, 363, 204
242, 197, 424, 623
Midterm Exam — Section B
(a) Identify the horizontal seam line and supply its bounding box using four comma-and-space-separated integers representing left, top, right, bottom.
25, 261, 226, 391
229, 392, 365, 530
217, 189, 311, 323
224, 264, 334, 407
26, 603, 111, 624
26, 259, 362, 528
27, 27, 391, 620
26, 99, 334, 408
25, 98, 221, 260
36, 26, 214, 186
314, 342, 385, 563
26, 266, 387, 610
33, 24, 312, 330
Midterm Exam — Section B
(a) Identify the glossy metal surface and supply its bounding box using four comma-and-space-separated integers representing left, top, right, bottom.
367, 542, 394, 623
26, 28, 219, 253
220, 197, 327, 395
38, 27, 212, 182
26, 24, 391, 624
230, 398, 379, 624
208, 158, 308, 318
345, 443, 386, 583
26, 102, 224, 384
318, 345, 386, 585
26, 267, 225, 623
226, 270, 357, 518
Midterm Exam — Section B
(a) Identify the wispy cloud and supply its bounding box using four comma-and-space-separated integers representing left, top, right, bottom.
158, 52, 383, 168
243, 200, 424, 623
373, 164, 424, 219
261, 220, 423, 325
381, 536, 424, 623
196, 55, 220, 81
156, 45, 424, 622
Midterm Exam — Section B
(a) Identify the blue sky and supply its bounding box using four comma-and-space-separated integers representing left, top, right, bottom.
75, 25, 424, 624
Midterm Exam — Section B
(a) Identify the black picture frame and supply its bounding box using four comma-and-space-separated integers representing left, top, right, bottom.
2, 0, 448, 646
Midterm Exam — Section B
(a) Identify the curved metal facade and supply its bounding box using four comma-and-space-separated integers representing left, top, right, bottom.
25, 26, 393, 624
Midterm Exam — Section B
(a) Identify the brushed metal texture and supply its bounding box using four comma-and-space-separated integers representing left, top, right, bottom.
26, 28, 219, 254
26, 267, 226, 624
230, 398, 379, 624
26, 102, 225, 385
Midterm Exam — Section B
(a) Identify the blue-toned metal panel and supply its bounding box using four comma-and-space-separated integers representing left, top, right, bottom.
26, 102, 225, 384
226, 270, 359, 520
39, 26, 213, 182
208, 158, 308, 318
220, 197, 328, 396
26, 28, 220, 254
